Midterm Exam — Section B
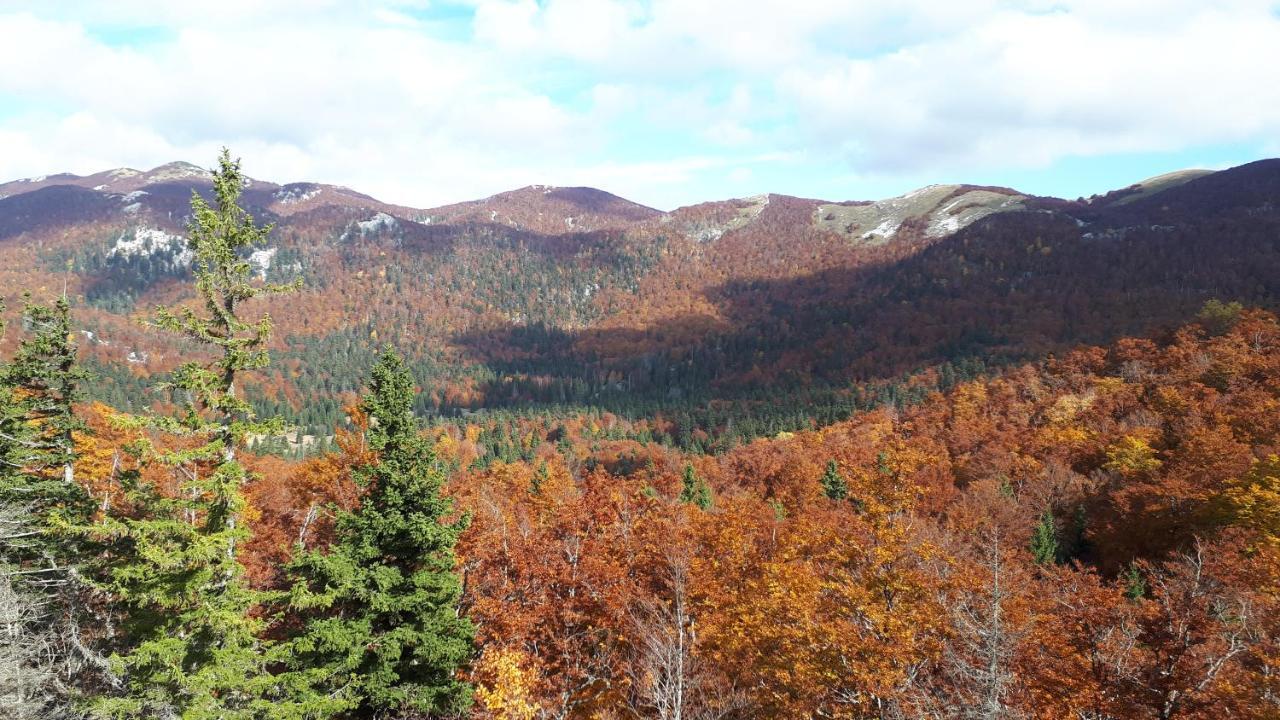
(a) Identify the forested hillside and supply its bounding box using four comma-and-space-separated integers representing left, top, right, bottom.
2, 152, 1279, 718
5, 158, 1275, 455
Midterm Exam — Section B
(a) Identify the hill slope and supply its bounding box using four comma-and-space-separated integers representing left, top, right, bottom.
0, 158, 1275, 447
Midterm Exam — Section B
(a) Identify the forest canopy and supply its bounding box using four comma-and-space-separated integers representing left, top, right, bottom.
1, 153, 1278, 719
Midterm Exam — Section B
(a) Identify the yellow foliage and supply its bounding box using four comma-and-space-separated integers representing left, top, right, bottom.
1093, 376, 1127, 395
434, 431, 460, 463
950, 382, 988, 421
1045, 392, 1094, 425
1038, 425, 1091, 448
1103, 435, 1162, 476
475, 648, 539, 720
1219, 455, 1280, 547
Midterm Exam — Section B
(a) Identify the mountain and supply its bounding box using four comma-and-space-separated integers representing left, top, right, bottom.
427, 185, 662, 234
2, 158, 1278, 448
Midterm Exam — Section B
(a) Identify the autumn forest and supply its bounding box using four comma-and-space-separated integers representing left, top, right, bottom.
1, 149, 1279, 720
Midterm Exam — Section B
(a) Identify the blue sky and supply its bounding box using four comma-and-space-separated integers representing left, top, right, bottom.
1, 1, 1278, 209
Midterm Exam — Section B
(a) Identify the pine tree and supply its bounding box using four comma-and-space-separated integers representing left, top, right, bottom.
284, 348, 474, 717
1, 295, 93, 525
679, 463, 712, 510
0, 300, 54, 716
1030, 508, 1060, 566
78, 150, 298, 719
0, 295, 95, 715
1123, 563, 1147, 600
820, 459, 848, 501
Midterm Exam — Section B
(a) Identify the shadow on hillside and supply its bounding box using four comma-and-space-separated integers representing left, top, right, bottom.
449, 175, 1280, 412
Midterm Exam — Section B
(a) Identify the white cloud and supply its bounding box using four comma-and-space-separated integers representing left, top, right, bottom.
778, 4, 1280, 173
0, 1, 1277, 209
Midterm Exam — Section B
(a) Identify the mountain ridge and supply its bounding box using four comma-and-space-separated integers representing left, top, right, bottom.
1, 157, 1277, 442
2, 159, 1225, 242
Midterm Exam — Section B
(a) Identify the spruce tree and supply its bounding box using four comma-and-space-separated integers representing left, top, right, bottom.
820, 459, 848, 501
0, 295, 95, 714
284, 348, 474, 717
79, 150, 297, 719
1122, 562, 1147, 600
1, 295, 93, 527
679, 463, 712, 510
1030, 508, 1061, 566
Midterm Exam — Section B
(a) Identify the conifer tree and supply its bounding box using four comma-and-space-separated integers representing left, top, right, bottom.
79, 149, 297, 719
1030, 508, 1061, 566
820, 459, 848, 501
1, 295, 93, 526
679, 463, 712, 510
0, 295, 97, 714
1122, 563, 1147, 600
284, 348, 474, 717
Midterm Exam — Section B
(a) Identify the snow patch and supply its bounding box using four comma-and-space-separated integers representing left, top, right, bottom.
933, 215, 962, 234
248, 248, 277, 279
900, 184, 938, 201
343, 212, 399, 242
274, 186, 321, 205
127, 350, 149, 364
862, 218, 900, 239
119, 190, 148, 214
357, 212, 398, 234
109, 227, 193, 266
80, 330, 110, 346
146, 163, 212, 184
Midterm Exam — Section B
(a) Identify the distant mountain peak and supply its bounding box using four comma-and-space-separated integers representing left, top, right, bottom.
427, 184, 662, 234
142, 161, 213, 184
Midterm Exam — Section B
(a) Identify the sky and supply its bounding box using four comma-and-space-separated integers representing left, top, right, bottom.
1, 0, 1279, 210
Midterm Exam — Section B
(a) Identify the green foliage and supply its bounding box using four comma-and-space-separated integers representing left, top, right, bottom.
820, 459, 848, 501
0, 293, 95, 713
283, 348, 474, 717
1030, 508, 1061, 567
679, 463, 712, 510
1, 294, 93, 562
76, 150, 296, 719
530, 461, 548, 496
1122, 563, 1148, 600
1196, 298, 1244, 336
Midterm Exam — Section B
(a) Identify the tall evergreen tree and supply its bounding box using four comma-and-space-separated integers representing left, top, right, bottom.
284, 348, 474, 717
679, 463, 712, 510
0, 295, 95, 716
820, 459, 848, 501
1122, 562, 1147, 600
1030, 508, 1061, 567
1, 295, 93, 525
78, 150, 297, 719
